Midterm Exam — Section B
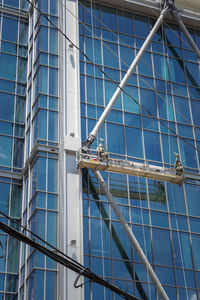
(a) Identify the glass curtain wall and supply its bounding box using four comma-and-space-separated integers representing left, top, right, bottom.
0, 2, 28, 298
79, 1, 200, 299
19, 0, 59, 299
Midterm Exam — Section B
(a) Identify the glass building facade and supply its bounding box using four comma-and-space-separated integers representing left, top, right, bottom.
0, 0, 199, 299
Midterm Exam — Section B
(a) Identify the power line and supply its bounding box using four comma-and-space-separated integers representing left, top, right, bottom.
26, 0, 200, 155
0, 211, 83, 268
0, 219, 138, 300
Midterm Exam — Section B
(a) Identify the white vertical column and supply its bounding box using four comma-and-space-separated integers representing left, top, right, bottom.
59, 0, 83, 300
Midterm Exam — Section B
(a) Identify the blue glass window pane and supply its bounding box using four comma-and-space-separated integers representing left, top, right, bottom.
185, 61, 200, 87
0, 182, 10, 214
0, 53, 16, 81
1, 41, 17, 55
174, 96, 191, 124
0, 135, 12, 166
142, 116, 158, 131
107, 123, 124, 155
49, 111, 58, 142
2, 17, 18, 42
101, 6, 116, 31
140, 89, 156, 116
0, 121, 13, 135
191, 100, 200, 126
0, 273, 4, 290
39, 109, 47, 140
5, 0, 19, 7
184, 270, 196, 288
179, 139, 197, 169
112, 221, 132, 259
131, 208, 149, 225
91, 257, 112, 277
83, 217, 89, 254
151, 211, 169, 228
153, 54, 169, 80
186, 184, 200, 217
104, 81, 121, 109
180, 232, 193, 269
167, 183, 186, 213
183, 49, 198, 62
49, 68, 58, 96
137, 52, 153, 77
38, 157, 46, 191
32, 210, 45, 240
46, 271, 57, 300
154, 266, 175, 285
132, 225, 152, 263
47, 212, 57, 247
162, 135, 178, 164
47, 194, 57, 210
189, 87, 200, 99
39, 66, 48, 94
35, 270, 44, 300
177, 124, 193, 139
90, 218, 111, 257
0, 92, 15, 121
13, 138, 24, 168
107, 109, 123, 124
124, 113, 141, 127
18, 57, 27, 83
86, 77, 97, 105
48, 159, 58, 193
19, 22, 28, 45
36, 192, 46, 209
0, 79, 15, 93
103, 42, 119, 68
134, 15, 148, 38
169, 58, 186, 84
152, 228, 173, 266
120, 46, 135, 70
119, 33, 134, 47
0, 236, 6, 272
165, 25, 180, 48
148, 179, 167, 211
50, 28, 58, 54
39, 27, 48, 52
144, 131, 161, 162
123, 86, 139, 114
117, 11, 133, 35
190, 217, 200, 234
129, 177, 148, 208
170, 214, 188, 231
125, 127, 143, 159
172, 231, 189, 268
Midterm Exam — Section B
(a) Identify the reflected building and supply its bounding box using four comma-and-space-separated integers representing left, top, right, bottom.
0, 0, 200, 299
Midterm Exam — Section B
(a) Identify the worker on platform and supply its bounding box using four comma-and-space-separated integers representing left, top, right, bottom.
96, 138, 108, 161
174, 152, 184, 176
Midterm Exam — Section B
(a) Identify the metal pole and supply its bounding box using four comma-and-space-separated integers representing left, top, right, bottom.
93, 170, 170, 300
172, 9, 200, 60
86, 5, 170, 146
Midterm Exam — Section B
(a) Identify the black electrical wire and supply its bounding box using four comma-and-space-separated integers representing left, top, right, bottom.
0, 220, 139, 300
26, 0, 200, 155
0, 211, 83, 269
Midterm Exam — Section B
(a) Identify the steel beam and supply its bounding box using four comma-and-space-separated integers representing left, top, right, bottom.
172, 8, 200, 60
86, 4, 170, 147
93, 170, 169, 300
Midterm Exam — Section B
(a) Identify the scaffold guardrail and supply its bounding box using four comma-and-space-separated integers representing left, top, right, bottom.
77, 148, 185, 185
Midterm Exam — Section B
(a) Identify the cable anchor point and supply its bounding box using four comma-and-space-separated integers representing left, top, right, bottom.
74, 267, 90, 288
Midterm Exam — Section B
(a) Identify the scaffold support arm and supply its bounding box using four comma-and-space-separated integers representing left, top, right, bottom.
85, 4, 170, 147
171, 9, 200, 60
93, 169, 170, 300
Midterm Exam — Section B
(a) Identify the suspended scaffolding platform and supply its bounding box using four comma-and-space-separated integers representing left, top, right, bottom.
77, 148, 185, 185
